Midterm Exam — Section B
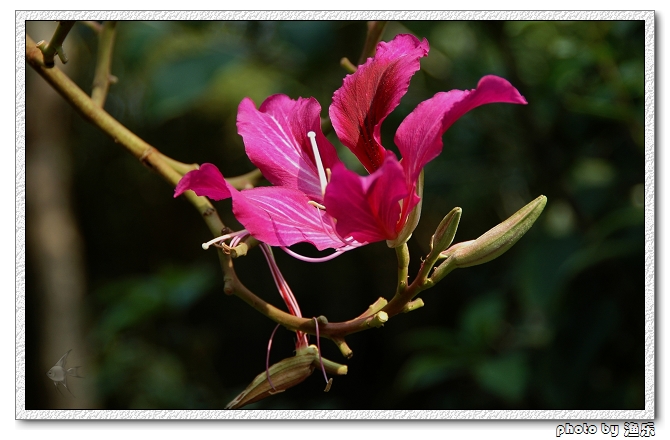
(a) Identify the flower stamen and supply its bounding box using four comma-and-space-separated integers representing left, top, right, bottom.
313, 317, 332, 392
308, 200, 326, 210
307, 131, 328, 197
280, 246, 346, 263
266, 323, 281, 391
201, 229, 250, 250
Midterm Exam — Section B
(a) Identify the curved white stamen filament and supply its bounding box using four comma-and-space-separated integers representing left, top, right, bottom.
280, 246, 346, 263
201, 229, 249, 250
266, 323, 281, 391
313, 317, 330, 387
307, 131, 328, 197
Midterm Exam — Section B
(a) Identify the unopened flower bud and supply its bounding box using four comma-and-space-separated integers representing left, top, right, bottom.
225, 346, 318, 409
430, 207, 462, 254
447, 195, 547, 268
225, 345, 348, 409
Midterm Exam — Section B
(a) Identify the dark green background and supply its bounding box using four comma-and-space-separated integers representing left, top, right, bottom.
26, 20, 645, 410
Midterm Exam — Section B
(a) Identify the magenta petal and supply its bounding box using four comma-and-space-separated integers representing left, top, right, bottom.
229, 186, 345, 251
325, 154, 409, 243
329, 34, 429, 173
237, 95, 338, 203
395, 75, 527, 185
174, 163, 232, 200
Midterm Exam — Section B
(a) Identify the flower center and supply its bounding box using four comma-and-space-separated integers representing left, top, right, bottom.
307, 131, 328, 197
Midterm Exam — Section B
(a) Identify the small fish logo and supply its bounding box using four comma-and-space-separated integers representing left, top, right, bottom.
46, 349, 83, 396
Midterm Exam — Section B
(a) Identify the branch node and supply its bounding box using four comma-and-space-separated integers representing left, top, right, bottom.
229, 242, 248, 258
402, 298, 425, 313
355, 297, 388, 320
368, 311, 388, 328
332, 338, 353, 359
55, 46, 69, 64
139, 147, 156, 168
223, 276, 235, 295
35, 21, 76, 68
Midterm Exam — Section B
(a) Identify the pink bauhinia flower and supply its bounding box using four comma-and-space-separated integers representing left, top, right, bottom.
175, 33, 527, 258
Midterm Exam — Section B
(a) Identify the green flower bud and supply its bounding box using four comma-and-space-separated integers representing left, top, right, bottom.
447, 195, 547, 268
430, 207, 462, 255
225, 345, 348, 409
225, 346, 318, 409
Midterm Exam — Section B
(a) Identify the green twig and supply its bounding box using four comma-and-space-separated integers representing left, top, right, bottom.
91, 21, 117, 107
339, 57, 357, 73
357, 21, 387, 65
81, 21, 103, 34
402, 298, 424, 313
156, 152, 199, 176
225, 168, 264, 190
339, 21, 386, 74
36, 21, 76, 67
395, 243, 410, 296
354, 297, 388, 319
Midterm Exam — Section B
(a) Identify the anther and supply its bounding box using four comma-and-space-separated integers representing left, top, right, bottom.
307, 131, 328, 197
308, 201, 326, 210
202, 238, 222, 250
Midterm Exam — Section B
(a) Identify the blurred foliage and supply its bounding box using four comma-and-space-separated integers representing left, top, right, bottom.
26, 20, 644, 410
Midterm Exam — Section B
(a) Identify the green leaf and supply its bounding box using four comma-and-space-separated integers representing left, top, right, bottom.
459, 292, 505, 347
474, 353, 528, 402
396, 353, 463, 393
145, 50, 236, 121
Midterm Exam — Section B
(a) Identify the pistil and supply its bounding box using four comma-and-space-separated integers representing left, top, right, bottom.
307, 131, 328, 197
